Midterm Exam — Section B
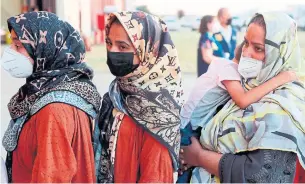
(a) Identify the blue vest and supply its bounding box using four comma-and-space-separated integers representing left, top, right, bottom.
213, 27, 237, 60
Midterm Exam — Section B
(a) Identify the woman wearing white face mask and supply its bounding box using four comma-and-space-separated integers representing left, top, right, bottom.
0, 12, 101, 182
180, 13, 305, 183
178, 42, 297, 182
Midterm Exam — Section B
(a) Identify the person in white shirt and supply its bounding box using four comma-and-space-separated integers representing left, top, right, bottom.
213, 8, 237, 60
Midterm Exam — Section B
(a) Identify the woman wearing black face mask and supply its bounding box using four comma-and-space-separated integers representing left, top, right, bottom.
212, 8, 237, 60
93, 11, 184, 183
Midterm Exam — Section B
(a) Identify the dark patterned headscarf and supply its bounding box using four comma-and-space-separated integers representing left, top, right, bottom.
3, 11, 101, 150
94, 11, 183, 182
7, 11, 101, 119
3, 11, 101, 182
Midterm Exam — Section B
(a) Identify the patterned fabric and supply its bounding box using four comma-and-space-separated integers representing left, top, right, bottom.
192, 12, 305, 183
31, 91, 97, 117
93, 94, 114, 182
219, 150, 296, 183
4, 90, 97, 151
95, 11, 183, 183
6, 12, 101, 120
2, 11, 101, 180
245, 151, 296, 183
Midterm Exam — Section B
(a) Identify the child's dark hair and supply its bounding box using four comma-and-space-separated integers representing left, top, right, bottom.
234, 41, 244, 61
199, 15, 215, 34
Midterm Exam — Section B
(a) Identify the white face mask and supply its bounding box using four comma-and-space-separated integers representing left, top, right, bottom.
1, 47, 33, 78
238, 56, 263, 79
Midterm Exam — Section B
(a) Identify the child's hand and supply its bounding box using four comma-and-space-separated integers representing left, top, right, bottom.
277, 71, 298, 83
180, 137, 203, 168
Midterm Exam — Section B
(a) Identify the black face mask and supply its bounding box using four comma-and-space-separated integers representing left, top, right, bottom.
226, 18, 232, 25
107, 52, 139, 77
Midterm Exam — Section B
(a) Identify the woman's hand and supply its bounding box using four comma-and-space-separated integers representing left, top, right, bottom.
180, 137, 203, 168
179, 137, 223, 177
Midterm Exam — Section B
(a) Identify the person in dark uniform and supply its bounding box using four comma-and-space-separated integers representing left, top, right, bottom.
197, 15, 222, 77
213, 8, 237, 60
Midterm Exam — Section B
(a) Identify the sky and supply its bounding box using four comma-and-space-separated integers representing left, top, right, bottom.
133, 0, 305, 16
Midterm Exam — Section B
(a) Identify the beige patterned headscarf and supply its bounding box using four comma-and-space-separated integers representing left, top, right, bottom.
107, 11, 184, 104
95, 11, 183, 182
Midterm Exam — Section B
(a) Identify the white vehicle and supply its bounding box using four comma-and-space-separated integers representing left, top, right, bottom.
162, 16, 181, 31
180, 15, 201, 31
104, 5, 118, 14
232, 17, 245, 31
190, 17, 201, 31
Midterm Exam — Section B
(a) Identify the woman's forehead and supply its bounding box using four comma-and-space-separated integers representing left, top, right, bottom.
108, 23, 130, 40
246, 23, 265, 44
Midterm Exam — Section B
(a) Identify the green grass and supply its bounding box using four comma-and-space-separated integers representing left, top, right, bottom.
87, 30, 305, 73
170, 30, 200, 73
85, 44, 108, 72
